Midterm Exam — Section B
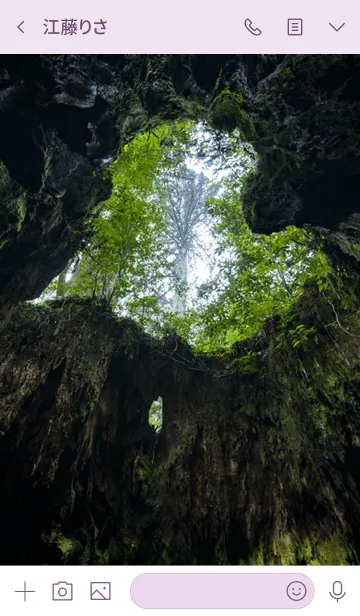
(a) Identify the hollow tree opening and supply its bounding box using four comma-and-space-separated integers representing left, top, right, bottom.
37, 121, 327, 355
1, 54, 360, 566
149, 397, 163, 433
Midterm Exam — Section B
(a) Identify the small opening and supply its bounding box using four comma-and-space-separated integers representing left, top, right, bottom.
148, 396, 163, 432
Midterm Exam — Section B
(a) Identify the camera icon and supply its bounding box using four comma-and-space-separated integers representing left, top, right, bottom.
52, 581, 73, 601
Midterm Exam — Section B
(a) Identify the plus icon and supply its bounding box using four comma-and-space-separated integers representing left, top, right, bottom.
15, 581, 35, 602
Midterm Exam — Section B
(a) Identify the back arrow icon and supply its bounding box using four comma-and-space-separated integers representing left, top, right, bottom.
329, 22, 345, 31
17, 21, 24, 33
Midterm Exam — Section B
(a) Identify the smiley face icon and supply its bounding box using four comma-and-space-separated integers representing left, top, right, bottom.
286, 581, 307, 601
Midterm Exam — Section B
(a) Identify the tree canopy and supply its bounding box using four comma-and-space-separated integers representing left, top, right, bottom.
40, 121, 331, 354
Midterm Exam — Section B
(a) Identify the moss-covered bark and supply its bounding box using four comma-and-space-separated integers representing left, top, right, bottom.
1, 270, 360, 565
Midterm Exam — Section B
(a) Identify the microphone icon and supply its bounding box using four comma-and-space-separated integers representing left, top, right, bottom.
330, 581, 346, 602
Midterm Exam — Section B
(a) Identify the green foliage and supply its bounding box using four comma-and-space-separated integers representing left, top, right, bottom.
137, 454, 153, 482
41, 122, 193, 327
190, 179, 330, 353
148, 397, 163, 432
288, 324, 317, 348
39, 121, 331, 357
229, 350, 262, 374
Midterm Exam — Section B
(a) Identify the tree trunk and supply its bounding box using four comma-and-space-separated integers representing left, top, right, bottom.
172, 247, 188, 315
1, 289, 360, 565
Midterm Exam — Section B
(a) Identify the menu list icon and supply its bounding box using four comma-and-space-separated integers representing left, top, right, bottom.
288, 19, 303, 35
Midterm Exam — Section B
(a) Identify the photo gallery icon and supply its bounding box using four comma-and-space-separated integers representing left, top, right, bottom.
90, 582, 111, 600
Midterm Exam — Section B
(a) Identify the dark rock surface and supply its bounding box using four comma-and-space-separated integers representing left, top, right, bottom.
241, 55, 360, 234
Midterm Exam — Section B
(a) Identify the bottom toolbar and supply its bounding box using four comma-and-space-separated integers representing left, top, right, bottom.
3, 566, 360, 614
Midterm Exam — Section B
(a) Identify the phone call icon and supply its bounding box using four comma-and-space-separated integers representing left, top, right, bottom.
244, 19, 262, 36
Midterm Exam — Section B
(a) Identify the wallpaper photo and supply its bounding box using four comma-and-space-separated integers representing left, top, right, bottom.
0, 54, 360, 566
